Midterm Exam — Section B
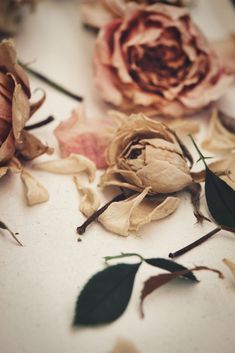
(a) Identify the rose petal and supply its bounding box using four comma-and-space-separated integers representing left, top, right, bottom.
54, 106, 116, 169
211, 34, 235, 74
16, 130, 53, 160
73, 176, 100, 217
223, 258, 235, 278
33, 154, 96, 182
202, 109, 235, 153
110, 338, 140, 353
20, 169, 49, 206
0, 130, 15, 165
129, 196, 180, 231
98, 187, 150, 236
12, 83, 30, 142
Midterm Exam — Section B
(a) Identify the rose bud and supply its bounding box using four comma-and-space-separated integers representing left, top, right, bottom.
0, 39, 52, 169
94, 4, 233, 117
100, 113, 192, 193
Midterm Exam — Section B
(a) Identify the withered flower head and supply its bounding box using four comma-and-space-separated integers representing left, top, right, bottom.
0, 0, 42, 35
0, 39, 52, 171
94, 4, 233, 117
100, 113, 192, 194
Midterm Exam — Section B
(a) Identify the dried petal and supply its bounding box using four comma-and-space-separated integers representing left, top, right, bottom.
98, 187, 179, 236
211, 34, 235, 74
223, 258, 235, 278
73, 176, 100, 217
202, 109, 235, 152
99, 188, 150, 236
129, 196, 180, 231
16, 130, 54, 160
12, 83, 30, 142
20, 169, 49, 206
54, 106, 116, 169
33, 154, 96, 182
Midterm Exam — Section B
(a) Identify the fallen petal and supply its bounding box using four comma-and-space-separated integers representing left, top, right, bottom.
99, 188, 149, 236
129, 196, 180, 231
73, 176, 100, 217
21, 169, 49, 206
33, 153, 96, 182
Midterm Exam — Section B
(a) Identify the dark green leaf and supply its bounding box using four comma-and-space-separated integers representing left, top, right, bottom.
205, 166, 235, 229
145, 258, 198, 281
73, 263, 140, 326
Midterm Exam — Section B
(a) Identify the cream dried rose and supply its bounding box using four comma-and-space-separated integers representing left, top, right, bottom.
94, 4, 233, 117
100, 113, 192, 194
81, 0, 194, 29
0, 39, 52, 171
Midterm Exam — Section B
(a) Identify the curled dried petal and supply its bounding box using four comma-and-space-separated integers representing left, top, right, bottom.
73, 176, 100, 217
33, 153, 96, 182
21, 169, 49, 206
98, 187, 179, 236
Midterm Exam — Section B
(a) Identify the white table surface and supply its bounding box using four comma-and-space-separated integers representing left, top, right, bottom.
1, 1, 235, 353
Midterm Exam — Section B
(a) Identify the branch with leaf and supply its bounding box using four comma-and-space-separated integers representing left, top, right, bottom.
73, 253, 223, 327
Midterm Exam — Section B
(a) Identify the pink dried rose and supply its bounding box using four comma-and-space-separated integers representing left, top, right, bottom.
94, 4, 233, 117
0, 39, 52, 173
81, 0, 194, 29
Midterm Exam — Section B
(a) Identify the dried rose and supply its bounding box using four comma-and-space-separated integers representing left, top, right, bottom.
81, 0, 194, 29
0, 0, 42, 35
0, 39, 52, 172
94, 4, 233, 117
100, 113, 192, 194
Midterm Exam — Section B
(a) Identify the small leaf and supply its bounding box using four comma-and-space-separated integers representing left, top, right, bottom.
73, 263, 140, 326
140, 266, 223, 318
145, 258, 198, 281
205, 166, 235, 229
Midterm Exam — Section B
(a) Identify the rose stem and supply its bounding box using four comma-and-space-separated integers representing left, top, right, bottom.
19, 62, 83, 102
77, 193, 126, 235
169, 226, 221, 258
0, 221, 23, 247
25, 116, 55, 131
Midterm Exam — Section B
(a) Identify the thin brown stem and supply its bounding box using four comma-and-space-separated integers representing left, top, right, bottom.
77, 193, 126, 235
25, 116, 55, 130
0, 221, 23, 246
169, 226, 221, 258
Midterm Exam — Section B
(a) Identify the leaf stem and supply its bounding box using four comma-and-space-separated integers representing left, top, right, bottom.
25, 116, 55, 130
104, 253, 144, 263
0, 221, 23, 246
169, 226, 221, 258
77, 193, 126, 235
189, 134, 207, 167
19, 62, 83, 102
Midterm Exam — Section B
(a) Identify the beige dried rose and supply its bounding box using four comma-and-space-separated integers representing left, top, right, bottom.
100, 113, 192, 194
81, 0, 194, 29
0, 39, 52, 176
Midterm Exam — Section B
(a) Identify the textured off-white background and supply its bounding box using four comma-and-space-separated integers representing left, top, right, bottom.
0, 1, 235, 353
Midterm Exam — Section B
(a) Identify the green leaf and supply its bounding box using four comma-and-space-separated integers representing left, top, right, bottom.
145, 258, 198, 281
73, 263, 140, 326
205, 166, 235, 229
